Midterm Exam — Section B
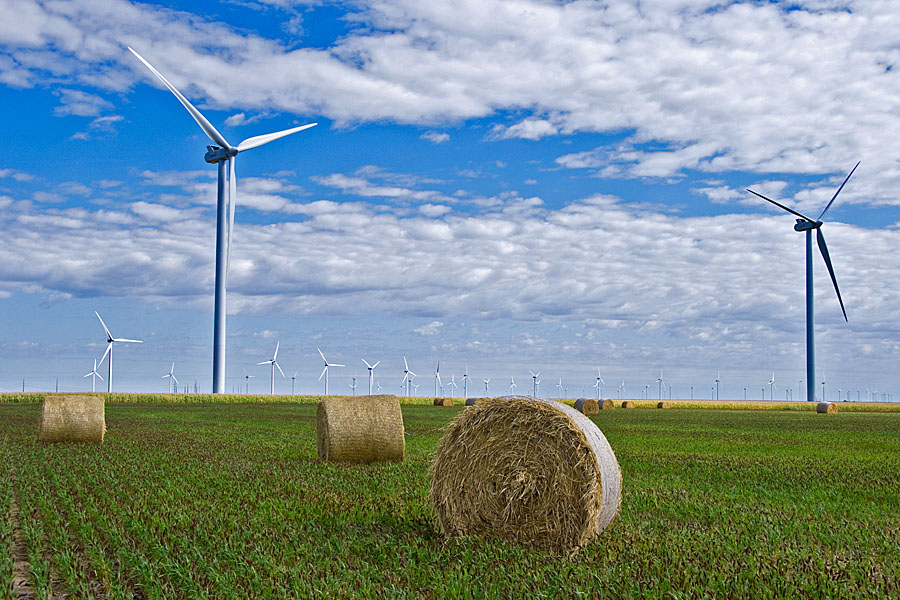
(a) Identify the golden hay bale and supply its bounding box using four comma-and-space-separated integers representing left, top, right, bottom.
621, 401, 635, 409
816, 402, 837, 414
433, 397, 454, 407
657, 401, 670, 409
39, 395, 105, 443
599, 399, 616, 410
574, 398, 599, 415
316, 395, 404, 463
430, 395, 622, 554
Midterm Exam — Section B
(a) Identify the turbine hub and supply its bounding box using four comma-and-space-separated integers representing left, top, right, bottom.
794, 219, 822, 232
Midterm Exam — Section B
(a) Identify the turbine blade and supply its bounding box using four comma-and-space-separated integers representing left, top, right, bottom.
372, 361, 380, 368
275, 362, 285, 378
816, 228, 848, 322
95, 311, 112, 339
402, 373, 409, 384
331, 363, 345, 368
172, 375, 179, 384
318, 348, 326, 362
362, 359, 372, 369
114, 338, 143, 343
127, 47, 231, 149
273, 341, 279, 360
408, 371, 416, 377
404, 356, 409, 370
84, 372, 92, 378
226, 157, 237, 283
236, 123, 317, 152
96, 373, 103, 381
99, 342, 112, 367
257, 360, 269, 365
746, 189, 815, 222
318, 366, 327, 381
818, 161, 860, 221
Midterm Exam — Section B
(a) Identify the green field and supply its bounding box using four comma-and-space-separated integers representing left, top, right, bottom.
2, 402, 899, 599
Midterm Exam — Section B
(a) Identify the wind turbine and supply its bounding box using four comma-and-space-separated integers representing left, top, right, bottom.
257, 342, 285, 395
821, 372, 827, 401
290, 371, 298, 395
162, 362, 178, 393
509, 376, 517, 394
619, 380, 625, 399
350, 373, 358, 396
362, 358, 381, 396
243, 369, 256, 393
482, 378, 490, 395
657, 370, 665, 401
434, 362, 442, 397
95, 311, 142, 393
401, 356, 415, 397
768, 372, 776, 402
127, 47, 317, 394
556, 377, 564, 398
747, 162, 857, 403
462, 364, 469, 398
83, 359, 103, 393
529, 370, 540, 397
715, 370, 720, 401
447, 374, 458, 397
593, 368, 605, 399
317, 348, 344, 395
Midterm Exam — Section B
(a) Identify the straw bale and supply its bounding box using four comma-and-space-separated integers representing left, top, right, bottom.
39, 395, 105, 443
573, 398, 599, 415
317, 395, 404, 463
816, 402, 837, 414
430, 395, 621, 554
657, 401, 670, 409
433, 397, 454, 407
621, 401, 635, 409
599, 399, 616, 410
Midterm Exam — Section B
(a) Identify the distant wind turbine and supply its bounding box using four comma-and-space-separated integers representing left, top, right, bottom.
747, 162, 857, 403
483, 377, 490, 395
447, 374, 458, 397
243, 369, 255, 394
768, 372, 776, 402
657, 370, 665, 401
529, 370, 540, 397
462, 364, 469, 398
556, 377, 564, 398
401, 356, 415, 397
318, 348, 344, 395
434, 362, 441, 397
715, 370, 720, 401
95, 311, 142, 393
127, 46, 316, 394
83, 359, 103, 393
509, 376, 517, 394
257, 342, 285, 395
290, 371, 298, 395
162, 362, 178, 393
350, 373, 358, 395
593, 368, 605, 399
362, 358, 381, 396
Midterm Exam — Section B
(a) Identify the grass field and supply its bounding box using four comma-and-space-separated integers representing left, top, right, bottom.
2, 401, 899, 598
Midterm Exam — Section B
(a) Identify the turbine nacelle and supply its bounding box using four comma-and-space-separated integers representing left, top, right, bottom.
794, 219, 822, 232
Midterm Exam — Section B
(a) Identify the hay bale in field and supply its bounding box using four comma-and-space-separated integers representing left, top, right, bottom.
657, 401, 670, 409
599, 399, 615, 410
465, 397, 478, 407
816, 402, 837, 414
430, 395, 621, 554
621, 401, 635, 409
39, 395, 105, 443
573, 398, 599, 415
317, 395, 404, 463
433, 397, 454, 407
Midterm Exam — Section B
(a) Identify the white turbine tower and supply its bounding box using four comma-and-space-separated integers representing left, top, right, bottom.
95, 311, 142, 393
509, 376, 518, 394
290, 371, 298, 395
529, 370, 540, 397
257, 342, 285, 395
318, 348, 344, 396
127, 47, 317, 394
434, 362, 442, 397
483, 378, 490, 395
362, 358, 380, 396
83, 359, 103, 393
657, 370, 665, 401
162, 362, 178, 393
243, 369, 255, 394
401, 356, 416, 397
768, 372, 776, 401
462, 364, 469, 399
412, 383, 419, 396
556, 377, 564, 398
447, 374, 458, 398
593, 368, 605, 399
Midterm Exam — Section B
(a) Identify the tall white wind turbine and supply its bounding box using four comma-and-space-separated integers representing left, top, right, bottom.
434, 362, 442, 397
401, 356, 416, 397
95, 311, 142, 393
447, 374, 458, 398
483, 378, 490, 395
593, 368, 605, 399
362, 358, 380, 396
83, 359, 103, 393
768, 372, 776, 402
127, 47, 317, 394
318, 348, 344, 395
529, 370, 540, 397
162, 362, 179, 393
509, 376, 517, 394
462, 364, 469, 399
257, 342, 285, 395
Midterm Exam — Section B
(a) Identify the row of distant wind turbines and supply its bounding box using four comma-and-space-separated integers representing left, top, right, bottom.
118, 46, 857, 402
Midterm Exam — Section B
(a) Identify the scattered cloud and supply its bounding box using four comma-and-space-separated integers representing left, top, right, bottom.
53, 88, 114, 117
414, 321, 444, 336
421, 131, 449, 144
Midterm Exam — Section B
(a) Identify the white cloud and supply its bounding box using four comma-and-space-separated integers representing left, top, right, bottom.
421, 131, 449, 144
53, 88, 114, 117
0, 168, 34, 182
414, 321, 444, 336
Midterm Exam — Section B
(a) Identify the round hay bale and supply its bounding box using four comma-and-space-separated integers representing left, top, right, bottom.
433, 397, 454, 407
816, 402, 837, 414
39, 395, 105, 443
465, 397, 478, 406
317, 395, 404, 463
430, 395, 622, 554
621, 401, 635, 409
599, 399, 616, 410
657, 401, 670, 409
573, 398, 599, 415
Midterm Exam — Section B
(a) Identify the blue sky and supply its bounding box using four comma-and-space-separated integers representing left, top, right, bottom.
1, 0, 898, 399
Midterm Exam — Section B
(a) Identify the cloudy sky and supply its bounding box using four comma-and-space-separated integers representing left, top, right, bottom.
1, 0, 898, 399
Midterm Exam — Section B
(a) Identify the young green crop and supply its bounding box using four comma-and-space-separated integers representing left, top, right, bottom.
1, 403, 899, 598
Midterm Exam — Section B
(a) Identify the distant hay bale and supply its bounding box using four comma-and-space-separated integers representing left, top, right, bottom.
39, 395, 105, 443
465, 397, 478, 406
657, 401, 670, 409
599, 399, 616, 410
574, 398, 599, 415
430, 395, 621, 554
433, 397, 454, 407
816, 402, 837, 414
317, 395, 404, 463
621, 401, 635, 409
